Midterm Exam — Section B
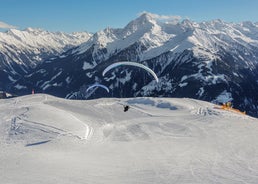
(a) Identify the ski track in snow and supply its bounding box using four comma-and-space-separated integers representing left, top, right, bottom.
67, 112, 93, 140
5, 94, 93, 141
43, 100, 94, 140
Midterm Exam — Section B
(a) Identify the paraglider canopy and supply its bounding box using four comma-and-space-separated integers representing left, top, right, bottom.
102, 61, 159, 83
86, 83, 110, 93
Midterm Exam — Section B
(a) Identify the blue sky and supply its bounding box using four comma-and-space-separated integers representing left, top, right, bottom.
0, 0, 258, 33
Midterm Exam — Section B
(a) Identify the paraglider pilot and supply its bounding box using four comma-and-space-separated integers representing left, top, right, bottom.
124, 105, 130, 112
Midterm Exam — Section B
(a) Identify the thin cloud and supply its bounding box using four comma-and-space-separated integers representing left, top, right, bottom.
139, 11, 182, 23
0, 21, 17, 29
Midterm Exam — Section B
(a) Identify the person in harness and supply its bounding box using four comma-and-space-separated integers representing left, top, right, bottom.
123, 105, 130, 112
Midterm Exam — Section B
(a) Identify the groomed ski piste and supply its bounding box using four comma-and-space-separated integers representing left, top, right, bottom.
1, 94, 258, 184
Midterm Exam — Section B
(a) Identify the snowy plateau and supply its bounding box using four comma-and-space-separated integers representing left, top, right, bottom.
1, 94, 258, 184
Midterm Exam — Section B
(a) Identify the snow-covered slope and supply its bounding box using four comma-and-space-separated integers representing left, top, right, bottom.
1, 94, 258, 183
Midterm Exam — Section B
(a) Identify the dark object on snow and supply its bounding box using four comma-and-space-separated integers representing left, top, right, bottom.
124, 105, 130, 112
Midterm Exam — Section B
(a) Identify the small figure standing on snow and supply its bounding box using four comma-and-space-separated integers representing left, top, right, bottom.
226, 101, 232, 108
124, 105, 130, 112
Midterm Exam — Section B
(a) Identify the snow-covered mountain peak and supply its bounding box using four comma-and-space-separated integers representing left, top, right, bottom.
23, 27, 47, 34
181, 19, 195, 29
75, 13, 174, 59
93, 27, 119, 46
75, 13, 161, 57
123, 13, 157, 35
131, 12, 156, 26
240, 21, 258, 30
24, 27, 35, 32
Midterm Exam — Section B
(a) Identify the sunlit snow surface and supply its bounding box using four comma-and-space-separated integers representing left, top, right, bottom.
1, 94, 258, 184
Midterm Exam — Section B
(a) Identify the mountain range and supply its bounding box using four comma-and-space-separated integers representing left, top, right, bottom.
1, 13, 258, 117
0, 28, 92, 89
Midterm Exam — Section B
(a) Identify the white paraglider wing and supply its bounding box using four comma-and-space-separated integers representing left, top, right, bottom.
86, 83, 110, 93
102, 61, 159, 82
